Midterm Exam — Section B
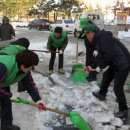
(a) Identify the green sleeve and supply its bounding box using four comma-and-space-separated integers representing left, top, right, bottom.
61, 35, 68, 51
47, 36, 52, 49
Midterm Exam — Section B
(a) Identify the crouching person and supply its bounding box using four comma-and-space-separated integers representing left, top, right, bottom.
47, 26, 68, 74
0, 50, 46, 130
0, 37, 30, 92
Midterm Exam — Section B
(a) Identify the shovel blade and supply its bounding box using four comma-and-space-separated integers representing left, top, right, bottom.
72, 64, 86, 83
69, 112, 91, 130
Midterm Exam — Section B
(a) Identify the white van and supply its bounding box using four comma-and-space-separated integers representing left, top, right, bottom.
74, 12, 104, 34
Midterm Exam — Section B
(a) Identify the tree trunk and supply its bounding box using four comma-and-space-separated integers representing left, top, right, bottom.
54, 11, 56, 21
54, 11, 58, 21
68, 10, 71, 19
48, 12, 49, 20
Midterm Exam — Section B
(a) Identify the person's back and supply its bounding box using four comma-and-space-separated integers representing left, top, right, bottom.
0, 16, 15, 41
0, 38, 30, 55
94, 30, 130, 70
0, 38, 30, 93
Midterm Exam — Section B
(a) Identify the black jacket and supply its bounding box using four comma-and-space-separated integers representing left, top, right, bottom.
93, 30, 130, 70
84, 38, 97, 66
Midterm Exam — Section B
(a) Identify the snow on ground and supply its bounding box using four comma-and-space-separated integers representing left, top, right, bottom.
10, 32, 130, 130
12, 21, 29, 29
118, 29, 130, 39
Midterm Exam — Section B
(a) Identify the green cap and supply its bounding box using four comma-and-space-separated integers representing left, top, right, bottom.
79, 18, 89, 29
81, 24, 96, 37
84, 24, 96, 33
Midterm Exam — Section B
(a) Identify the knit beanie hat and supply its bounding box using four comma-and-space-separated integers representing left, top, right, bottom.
11, 38, 30, 48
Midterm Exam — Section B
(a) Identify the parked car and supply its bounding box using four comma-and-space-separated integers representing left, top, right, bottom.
49, 19, 75, 33
28, 19, 50, 30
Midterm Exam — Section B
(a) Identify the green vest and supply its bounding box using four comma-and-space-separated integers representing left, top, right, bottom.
0, 45, 26, 55
50, 30, 67, 48
0, 55, 27, 87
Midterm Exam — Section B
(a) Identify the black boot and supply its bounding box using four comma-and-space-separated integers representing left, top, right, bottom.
1, 124, 20, 130
92, 91, 106, 101
114, 110, 128, 119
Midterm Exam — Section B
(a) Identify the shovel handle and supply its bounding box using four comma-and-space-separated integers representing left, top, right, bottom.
46, 107, 69, 117
32, 70, 56, 85
28, 101, 69, 117
74, 68, 97, 72
32, 70, 45, 76
31, 49, 58, 53
76, 39, 78, 63
90, 69, 97, 71
28, 101, 39, 107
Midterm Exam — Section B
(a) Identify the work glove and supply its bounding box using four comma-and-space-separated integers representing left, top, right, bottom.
96, 66, 101, 72
36, 100, 46, 111
85, 66, 92, 72
93, 50, 98, 57
59, 50, 63, 54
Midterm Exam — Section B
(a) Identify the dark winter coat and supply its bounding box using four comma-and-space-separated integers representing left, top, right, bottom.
84, 38, 97, 66
93, 30, 130, 70
0, 16, 15, 41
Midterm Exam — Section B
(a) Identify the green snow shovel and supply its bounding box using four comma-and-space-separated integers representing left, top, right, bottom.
72, 63, 86, 83
11, 97, 91, 130
72, 33, 86, 83
70, 111, 91, 130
